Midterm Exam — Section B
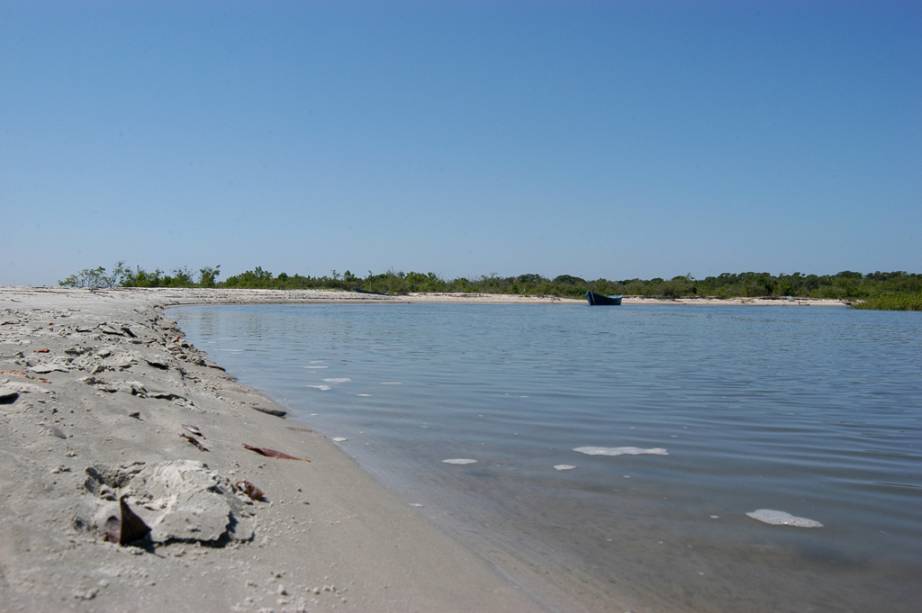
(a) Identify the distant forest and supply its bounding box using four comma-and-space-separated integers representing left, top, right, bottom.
58, 264, 922, 310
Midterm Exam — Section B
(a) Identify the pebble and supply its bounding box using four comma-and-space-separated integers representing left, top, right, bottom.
73, 588, 98, 600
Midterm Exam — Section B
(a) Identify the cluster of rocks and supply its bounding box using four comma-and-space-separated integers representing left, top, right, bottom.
2, 306, 273, 552
78, 459, 257, 547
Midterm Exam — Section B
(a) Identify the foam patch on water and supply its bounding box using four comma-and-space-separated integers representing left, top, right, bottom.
356, 393, 372, 397
553, 464, 576, 471
323, 378, 352, 384
573, 446, 669, 457
307, 384, 331, 391
332, 437, 348, 442
746, 509, 823, 528
381, 381, 402, 385
442, 458, 477, 465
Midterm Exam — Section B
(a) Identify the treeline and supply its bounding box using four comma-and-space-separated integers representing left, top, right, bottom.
58, 265, 922, 309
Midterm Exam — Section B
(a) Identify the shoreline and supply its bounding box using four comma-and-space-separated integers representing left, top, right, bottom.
0, 287, 556, 612
7, 286, 851, 308
0, 286, 848, 612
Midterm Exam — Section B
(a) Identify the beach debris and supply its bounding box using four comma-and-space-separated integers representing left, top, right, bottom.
442, 458, 477, 465
180, 433, 209, 452
0, 387, 20, 404
553, 464, 576, 471
120, 325, 137, 338
746, 509, 823, 528
123, 381, 148, 396
573, 446, 669, 457
182, 424, 205, 438
243, 443, 310, 462
97, 324, 124, 336
112, 352, 137, 370
250, 404, 287, 417
286, 425, 313, 432
104, 496, 152, 546
33, 348, 50, 353
122, 381, 187, 401
148, 389, 187, 401
73, 587, 99, 601
144, 356, 169, 370
0, 369, 30, 379
0, 381, 51, 395
204, 361, 226, 371
233, 480, 267, 502
128, 411, 141, 419
79, 376, 118, 392
85, 463, 145, 499
29, 362, 70, 374
83, 460, 255, 545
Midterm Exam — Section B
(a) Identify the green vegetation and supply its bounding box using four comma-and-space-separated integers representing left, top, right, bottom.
58, 265, 922, 310
852, 293, 922, 311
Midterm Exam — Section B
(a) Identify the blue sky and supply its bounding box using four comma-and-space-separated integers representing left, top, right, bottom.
2, 1, 920, 285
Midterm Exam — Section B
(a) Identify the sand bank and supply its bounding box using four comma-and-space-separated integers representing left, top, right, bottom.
0, 287, 547, 612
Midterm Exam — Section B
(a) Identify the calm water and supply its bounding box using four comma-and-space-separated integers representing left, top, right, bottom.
171, 303, 922, 612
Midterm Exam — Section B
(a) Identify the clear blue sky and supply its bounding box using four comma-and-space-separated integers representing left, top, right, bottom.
2, 1, 920, 285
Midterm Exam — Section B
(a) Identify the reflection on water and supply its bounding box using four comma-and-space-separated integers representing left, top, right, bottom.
171, 303, 922, 612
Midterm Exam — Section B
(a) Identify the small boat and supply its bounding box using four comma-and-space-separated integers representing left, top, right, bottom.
586, 291, 623, 306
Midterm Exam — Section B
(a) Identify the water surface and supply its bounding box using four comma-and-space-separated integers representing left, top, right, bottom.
171, 303, 922, 612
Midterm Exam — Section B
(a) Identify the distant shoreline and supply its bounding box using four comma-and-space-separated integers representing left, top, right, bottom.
4, 286, 851, 308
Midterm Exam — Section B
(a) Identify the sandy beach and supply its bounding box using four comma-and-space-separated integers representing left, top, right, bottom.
0, 287, 852, 612
0, 287, 551, 613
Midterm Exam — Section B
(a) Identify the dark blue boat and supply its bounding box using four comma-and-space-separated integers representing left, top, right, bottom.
586, 291, 623, 306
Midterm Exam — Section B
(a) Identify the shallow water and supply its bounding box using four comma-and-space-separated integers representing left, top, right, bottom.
171, 303, 922, 612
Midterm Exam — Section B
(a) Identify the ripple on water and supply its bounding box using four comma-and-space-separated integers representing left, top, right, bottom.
554, 464, 576, 471
307, 384, 331, 391
323, 378, 352, 383
442, 458, 478, 465
573, 446, 669, 457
